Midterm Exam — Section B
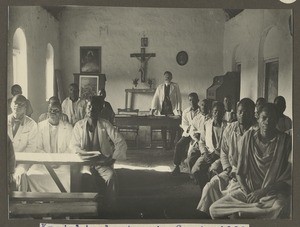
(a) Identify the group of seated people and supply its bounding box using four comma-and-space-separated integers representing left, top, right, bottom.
7, 83, 125, 210
171, 92, 292, 219
6, 80, 292, 219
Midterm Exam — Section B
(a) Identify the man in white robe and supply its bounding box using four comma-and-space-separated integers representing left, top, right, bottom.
70, 96, 127, 209
26, 101, 73, 192
197, 98, 255, 215
8, 95, 38, 191
209, 103, 291, 219
62, 83, 86, 125
150, 71, 182, 149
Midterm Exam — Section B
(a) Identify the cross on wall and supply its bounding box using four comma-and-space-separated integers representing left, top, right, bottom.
130, 47, 156, 83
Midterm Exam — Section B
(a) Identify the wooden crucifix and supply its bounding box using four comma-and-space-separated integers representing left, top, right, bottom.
130, 47, 156, 82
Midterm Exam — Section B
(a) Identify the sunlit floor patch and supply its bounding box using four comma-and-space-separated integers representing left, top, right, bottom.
115, 163, 172, 172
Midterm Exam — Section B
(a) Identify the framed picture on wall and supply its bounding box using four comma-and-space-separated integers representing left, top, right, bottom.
80, 46, 101, 73
79, 75, 99, 99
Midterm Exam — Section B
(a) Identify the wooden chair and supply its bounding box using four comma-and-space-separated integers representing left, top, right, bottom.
117, 108, 139, 148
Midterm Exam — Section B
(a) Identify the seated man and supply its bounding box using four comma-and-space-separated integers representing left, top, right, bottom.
274, 96, 292, 132
223, 96, 236, 123
8, 84, 33, 117
197, 98, 255, 215
70, 96, 127, 209
171, 93, 201, 175
185, 98, 211, 173
8, 95, 38, 191
190, 101, 227, 188
98, 89, 115, 125
38, 96, 69, 123
209, 103, 291, 219
62, 83, 86, 126
25, 101, 73, 192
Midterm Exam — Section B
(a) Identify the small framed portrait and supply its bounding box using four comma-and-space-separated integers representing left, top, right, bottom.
80, 46, 101, 73
79, 75, 99, 99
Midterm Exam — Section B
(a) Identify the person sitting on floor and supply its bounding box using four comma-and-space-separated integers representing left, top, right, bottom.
25, 101, 73, 192
62, 83, 86, 126
70, 96, 127, 210
196, 98, 256, 216
98, 89, 115, 125
7, 84, 33, 117
38, 96, 69, 123
171, 93, 201, 175
8, 94, 38, 191
190, 101, 227, 188
209, 103, 292, 219
185, 98, 211, 173
274, 96, 292, 132
223, 96, 236, 123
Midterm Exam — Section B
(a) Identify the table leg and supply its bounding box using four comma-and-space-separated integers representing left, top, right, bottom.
70, 164, 82, 192
44, 164, 67, 193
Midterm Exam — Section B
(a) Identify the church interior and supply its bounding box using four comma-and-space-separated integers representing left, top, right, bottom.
7, 6, 293, 219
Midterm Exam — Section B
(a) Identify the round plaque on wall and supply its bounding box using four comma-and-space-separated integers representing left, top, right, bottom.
176, 51, 188, 66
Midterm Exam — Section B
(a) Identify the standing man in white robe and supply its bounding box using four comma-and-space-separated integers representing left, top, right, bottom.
62, 83, 86, 126
150, 71, 182, 149
26, 101, 73, 192
7, 94, 38, 191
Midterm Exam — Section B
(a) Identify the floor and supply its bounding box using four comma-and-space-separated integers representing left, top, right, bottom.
100, 148, 207, 219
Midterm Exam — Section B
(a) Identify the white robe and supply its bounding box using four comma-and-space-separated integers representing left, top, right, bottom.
26, 120, 73, 192
61, 97, 86, 125
151, 82, 182, 115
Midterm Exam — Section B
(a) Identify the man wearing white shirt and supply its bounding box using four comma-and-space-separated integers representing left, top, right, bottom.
171, 93, 201, 175
7, 94, 38, 191
62, 83, 86, 125
70, 96, 127, 210
150, 71, 182, 148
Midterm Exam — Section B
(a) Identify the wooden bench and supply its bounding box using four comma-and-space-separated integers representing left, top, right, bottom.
9, 192, 101, 218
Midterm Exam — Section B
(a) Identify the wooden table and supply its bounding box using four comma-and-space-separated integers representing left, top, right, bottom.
115, 115, 181, 148
15, 152, 85, 193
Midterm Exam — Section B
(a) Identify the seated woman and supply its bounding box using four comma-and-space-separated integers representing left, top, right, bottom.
190, 101, 227, 188
209, 103, 292, 219
25, 101, 73, 192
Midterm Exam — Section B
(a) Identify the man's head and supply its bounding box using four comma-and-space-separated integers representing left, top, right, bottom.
188, 93, 199, 108
223, 96, 232, 112
236, 98, 255, 126
10, 94, 27, 119
257, 103, 279, 136
48, 101, 62, 125
86, 96, 104, 120
98, 89, 106, 99
200, 99, 211, 115
211, 101, 225, 123
255, 97, 267, 119
11, 84, 22, 96
164, 71, 173, 85
48, 96, 60, 105
69, 83, 79, 101
274, 96, 286, 115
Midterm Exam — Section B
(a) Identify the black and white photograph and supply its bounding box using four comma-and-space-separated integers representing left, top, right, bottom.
4, 4, 294, 224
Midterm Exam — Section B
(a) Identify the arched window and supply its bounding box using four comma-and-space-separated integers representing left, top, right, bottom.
12, 28, 28, 97
45, 43, 54, 100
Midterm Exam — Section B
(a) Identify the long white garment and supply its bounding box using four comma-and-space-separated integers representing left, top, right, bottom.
151, 82, 182, 115
26, 120, 73, 192
61, 97, 86, 125
8, 114, 38, 187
